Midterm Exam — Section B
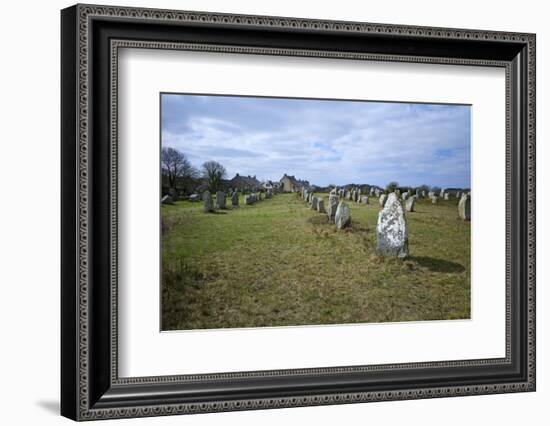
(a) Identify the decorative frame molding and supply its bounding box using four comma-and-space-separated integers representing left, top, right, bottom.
61, 4, 536, 421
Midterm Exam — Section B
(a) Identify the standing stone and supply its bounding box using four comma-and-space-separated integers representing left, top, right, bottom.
440, 188, 446, 198
428, 191, 434, 199
327, 194, 339, 221
258, 192, 263, 201
416, 189, 420, 198
335, 202, 351, 229
216, 191, 226, 209
402, 192, 409, 200
244, 194, 254, 205
458, 193, 471, 221
311, 196, 318, 210
456, 191, 461, 199
422, 190, 426, 198
376, 193, 409, 258
396, 189, 401, 197
317, 198, 326, 213
379, 193, 388, 207
431, 196, 438, 204
370, 187, 375, 196
361, 195, 369, 204
346, 191, 352, 201
231, 191, 239, 207
161, 195, 175, 205
203, 191, 214, 212
405, 196, 415, 212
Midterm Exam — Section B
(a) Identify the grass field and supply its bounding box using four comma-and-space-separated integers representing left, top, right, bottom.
161, 192, 470, 330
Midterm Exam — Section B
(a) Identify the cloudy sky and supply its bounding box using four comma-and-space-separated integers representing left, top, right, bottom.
161, 93, 471, 188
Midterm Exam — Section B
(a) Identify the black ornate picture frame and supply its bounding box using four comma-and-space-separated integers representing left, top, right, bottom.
61, 4, 536, 421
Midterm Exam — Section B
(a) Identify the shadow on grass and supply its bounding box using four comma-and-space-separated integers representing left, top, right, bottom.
207, 210, 228, 215
409, 256, 465, 273
307, 215, 332, 226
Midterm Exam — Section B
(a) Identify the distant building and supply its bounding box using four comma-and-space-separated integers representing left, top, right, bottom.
279, 174, 309, 192
229, 173, 262, 192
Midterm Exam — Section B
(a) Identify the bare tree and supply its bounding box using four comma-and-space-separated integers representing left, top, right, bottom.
201, 161, 227, 192
161, 147, 197, 188
386, 181, 399, 192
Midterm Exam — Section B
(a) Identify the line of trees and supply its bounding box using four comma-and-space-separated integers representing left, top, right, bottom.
161, 147, 227, 195
385, 181, 436, 193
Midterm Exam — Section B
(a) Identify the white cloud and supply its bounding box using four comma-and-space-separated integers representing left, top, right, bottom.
162, 95, 471, 188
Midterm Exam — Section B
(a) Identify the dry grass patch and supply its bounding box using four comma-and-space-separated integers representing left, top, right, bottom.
161, 193, 470, 330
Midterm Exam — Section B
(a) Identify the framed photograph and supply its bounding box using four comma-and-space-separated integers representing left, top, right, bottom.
61, 4, 536, 421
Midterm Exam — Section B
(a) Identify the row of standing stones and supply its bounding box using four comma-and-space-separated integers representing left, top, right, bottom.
301, 186, 471, 259
200, 188, 274, 212
161, 188, 275, 211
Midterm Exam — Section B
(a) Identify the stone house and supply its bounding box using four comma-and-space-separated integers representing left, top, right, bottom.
279, 174, 307, 192
229, 173, 262, 192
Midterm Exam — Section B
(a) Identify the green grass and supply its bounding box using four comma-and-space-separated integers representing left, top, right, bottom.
161, 192, 470, 330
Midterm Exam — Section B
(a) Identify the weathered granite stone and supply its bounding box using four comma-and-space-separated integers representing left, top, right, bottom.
444, 193, 449, 200
361, 195, 369, 204
379, 193, 387, 207
317, 198, 326, 213
161, 195, 175, 205
405, 196, 415, 212
422, 190, 426, 198
346, 191, 352, 200
327, 194, 339, 221
428, 191, 434, 199
458, 193, 471, 221
335, 202, 351, 229
188, 193, 200, 202
370, 187, 375, 196
231, 191, 239, 206
244, 194, 254, 205
376, 193, 409, 258
216, 191, 226, 209
431, 196, 438, 204
402, 192, 409, 200
203, 191, 214, 212
257, 192, 263, 201
416, 189, 420, 198
311, 196, 318, 210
